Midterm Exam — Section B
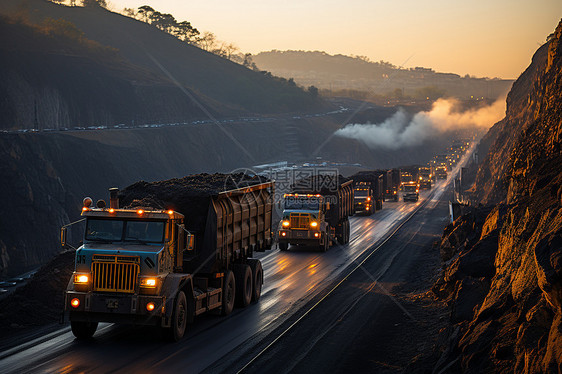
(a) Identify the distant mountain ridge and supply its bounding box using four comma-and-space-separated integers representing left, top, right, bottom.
253, 50, 513, 100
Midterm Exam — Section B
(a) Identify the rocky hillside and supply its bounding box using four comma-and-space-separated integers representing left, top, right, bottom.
0, 0, 321, 127
0, 16, 210, 130
433, 20, 562, 373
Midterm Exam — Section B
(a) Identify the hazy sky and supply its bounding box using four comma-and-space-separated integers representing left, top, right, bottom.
110, 0, 561, 79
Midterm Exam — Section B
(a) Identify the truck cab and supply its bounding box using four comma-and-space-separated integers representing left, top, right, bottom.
402, 181, 420, 202
278, 194, 331, 251
353, 182, 373, 215
64, 197, 194, 340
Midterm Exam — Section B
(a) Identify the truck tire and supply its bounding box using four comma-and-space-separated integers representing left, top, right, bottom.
248, 259, 263, 302
221, 270, 236, 316
165, 290, 187, 341
71, 320, 98, 340
345, 219, 351, 244
234, 264, 252, 308
279, 242, 288, 251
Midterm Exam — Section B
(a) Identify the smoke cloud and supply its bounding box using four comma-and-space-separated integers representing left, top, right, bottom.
335, 97, 506, 150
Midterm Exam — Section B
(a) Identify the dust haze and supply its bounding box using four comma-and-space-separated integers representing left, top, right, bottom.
335, 97, 506, 150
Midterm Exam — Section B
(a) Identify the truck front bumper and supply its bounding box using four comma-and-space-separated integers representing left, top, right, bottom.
278, 229, 325, 246
65, 291, 167, 326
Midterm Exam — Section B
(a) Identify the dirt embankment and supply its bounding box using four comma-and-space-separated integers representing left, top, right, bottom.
432, 20, 562, 373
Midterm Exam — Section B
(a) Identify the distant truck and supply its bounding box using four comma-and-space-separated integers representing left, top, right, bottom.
402, 181, 420, 202
350, 171, 384, 211
62, 175, 274, 341
278, 176, 353, 251
435, 165, 448, 180
384, 169, 401, 202
353, 182, 374, 215
418, 167, 432, 189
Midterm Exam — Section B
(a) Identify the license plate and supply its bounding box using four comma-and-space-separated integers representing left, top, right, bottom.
297, 231, 306, 238
106, 299, 119, 309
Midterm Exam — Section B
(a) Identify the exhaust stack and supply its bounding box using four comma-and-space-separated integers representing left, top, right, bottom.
109, 188, 119, 209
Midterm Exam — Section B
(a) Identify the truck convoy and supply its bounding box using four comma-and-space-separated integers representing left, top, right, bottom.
402, 181, 420, 202
278, 175, 353, 251
62, 174, 273, 341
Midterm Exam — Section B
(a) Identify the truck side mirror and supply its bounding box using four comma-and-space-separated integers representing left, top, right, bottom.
61, 227, 67, 247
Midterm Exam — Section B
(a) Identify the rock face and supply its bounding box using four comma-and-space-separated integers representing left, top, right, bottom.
433, 20, 562, 373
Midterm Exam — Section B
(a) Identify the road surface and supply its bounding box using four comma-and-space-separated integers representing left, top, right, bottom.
0, 175, 456, 374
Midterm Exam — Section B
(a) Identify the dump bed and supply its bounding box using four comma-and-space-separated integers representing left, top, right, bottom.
291, 174, 353, 227
119, 173, 274, 274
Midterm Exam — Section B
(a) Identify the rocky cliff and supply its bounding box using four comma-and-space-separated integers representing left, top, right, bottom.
433, 20, 562, 373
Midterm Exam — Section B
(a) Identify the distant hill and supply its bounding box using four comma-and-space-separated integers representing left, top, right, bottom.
253, 50, 513, 100
0, 1, 321, 129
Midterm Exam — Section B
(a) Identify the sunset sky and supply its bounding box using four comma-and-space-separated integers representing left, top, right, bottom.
110, 0, 561, 79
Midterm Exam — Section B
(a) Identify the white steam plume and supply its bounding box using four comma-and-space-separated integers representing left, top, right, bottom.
335, 97, 506, 150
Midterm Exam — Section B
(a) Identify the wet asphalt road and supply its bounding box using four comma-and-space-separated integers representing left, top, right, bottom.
0, 177, 454, 374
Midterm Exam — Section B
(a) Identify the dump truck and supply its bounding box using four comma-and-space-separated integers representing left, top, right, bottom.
384, 169, 401, 202
418, 166, 432, 190
350, 171, 384, 211
402, 181, 420, 202
435, 165, 448, 180
353, 181, 374, 215
278, 175, 353, 251
62, 174, 274, 341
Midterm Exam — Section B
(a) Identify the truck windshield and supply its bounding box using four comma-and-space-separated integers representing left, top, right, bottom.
284, 197, 321, 210
354, 189, 369, 197
85, 219, 165, 243
404, 185, 417, 192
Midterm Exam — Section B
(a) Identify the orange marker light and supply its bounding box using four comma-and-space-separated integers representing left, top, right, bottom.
167, 210, 174, 215
108, 208, 115, 213
71, 298, 80, 308
82, 207, 89, 212
146, 302, 155, 312
137, 209, 144, 215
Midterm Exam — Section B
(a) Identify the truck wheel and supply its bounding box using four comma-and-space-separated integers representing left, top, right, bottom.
166, 290, 187, 341
248, 259, 263, 302
221, 270, 236, 316
345, 219, 351, 243
279, 242, 288, 251
71, 320, 98, 340
234, 264, 252, 307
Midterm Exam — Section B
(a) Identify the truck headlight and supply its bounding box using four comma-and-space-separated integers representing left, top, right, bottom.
74, 274, 90, 284
282, 220, 290, 228
140, 278, 157, 288
310, 221, 318, 228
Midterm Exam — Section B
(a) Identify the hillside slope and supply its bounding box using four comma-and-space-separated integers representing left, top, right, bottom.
0, 0, 321, 117
433, 20, 562, 373
0, 16, 213, 130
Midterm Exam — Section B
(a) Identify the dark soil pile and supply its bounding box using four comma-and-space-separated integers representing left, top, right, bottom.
0, 250, 74, 336
119, 173, 269, 232
291, 174, 350, 194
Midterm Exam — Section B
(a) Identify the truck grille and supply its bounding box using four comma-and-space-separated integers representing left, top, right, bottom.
92, 255, 140, 293
290, 213, 310, 229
